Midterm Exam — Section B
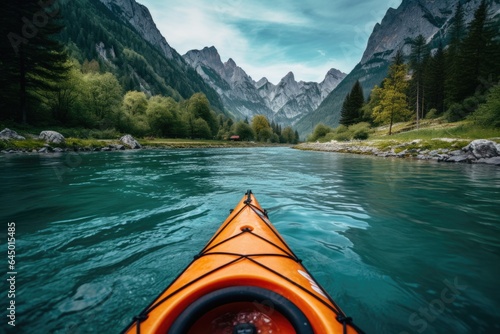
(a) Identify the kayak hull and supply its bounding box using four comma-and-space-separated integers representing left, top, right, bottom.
123, 191, 362, 334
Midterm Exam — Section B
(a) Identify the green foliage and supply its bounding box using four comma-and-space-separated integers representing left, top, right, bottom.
340, 80, 364, 126
122, 91, 148, 116
320, 122, 372, 142
188, 93, 217, 137
82, 72, 123, 127
409, 34, 430, 123
146, 96, 177, 137
471, 84, 500, 128
425, 109, 439, 119
350, 122, 372, 140
57, 0, 223, 111
0, 0, 69, 123
371, 54, 412, 134
309, 123, 332, 141
444, 103, 467, 122
425, 42, 446, 115
281, 126, 298, 144
457, 0, 498, 100
192, 118, 212, 139
234, 121, 255, 141
251, 115, 273, 142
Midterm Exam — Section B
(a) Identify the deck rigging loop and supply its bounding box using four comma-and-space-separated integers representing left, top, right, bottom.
244, 189, 253, 204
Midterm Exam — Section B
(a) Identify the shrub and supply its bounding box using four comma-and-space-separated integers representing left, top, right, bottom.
309, 123, 332, 141
333, 132, 352, 141
470, 85, 500, 128
444, 103, 466, 122
353, 129, 369, 140
349, 122, 372, 140
425, 108, 438, 119
336, 124, 348, 133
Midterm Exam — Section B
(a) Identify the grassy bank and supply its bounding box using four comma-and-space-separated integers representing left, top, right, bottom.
371, 120, 500, 142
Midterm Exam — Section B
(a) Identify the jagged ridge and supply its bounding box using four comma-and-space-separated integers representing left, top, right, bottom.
184, 46, 346, 125
295, 0, 500, 138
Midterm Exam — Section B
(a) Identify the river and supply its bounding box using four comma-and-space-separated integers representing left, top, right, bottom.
1, 147, 499, 333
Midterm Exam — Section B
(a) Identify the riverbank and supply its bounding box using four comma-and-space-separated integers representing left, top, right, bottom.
0, 128, 287, 154
294, 138, 500, 166
0, 140, 284, 154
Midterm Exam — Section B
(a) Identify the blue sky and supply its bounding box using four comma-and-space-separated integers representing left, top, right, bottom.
140, 0, 403, 84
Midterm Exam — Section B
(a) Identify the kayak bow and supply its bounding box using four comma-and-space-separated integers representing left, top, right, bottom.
123, 190, 363, 334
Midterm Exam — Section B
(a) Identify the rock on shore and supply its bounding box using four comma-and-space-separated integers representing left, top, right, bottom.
0, 128, 25, 140
39, 131, 65, 144
295, 139, 500, 166
120, 134, 141, 149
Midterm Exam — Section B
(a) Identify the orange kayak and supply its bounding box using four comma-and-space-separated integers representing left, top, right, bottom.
123, 190, 363, 334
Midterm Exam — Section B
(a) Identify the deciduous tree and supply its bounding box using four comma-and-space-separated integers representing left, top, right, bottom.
372, 50, 411, 135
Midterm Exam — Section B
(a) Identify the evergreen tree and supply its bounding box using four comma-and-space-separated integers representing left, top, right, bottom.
294, 130, 300, 143
339, 92, 351, 125
445, 1, 466, 106
339, 80, 364, 126
458, 0, 498, 100
409, 35, 429, 126
426, 42, 446, 114
1, 0, 69, 123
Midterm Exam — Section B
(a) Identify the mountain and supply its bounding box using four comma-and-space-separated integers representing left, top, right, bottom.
57, 0, 223, 111
295, 0, 500, 137
184, 46, 346, 125
184, 47, 274, 120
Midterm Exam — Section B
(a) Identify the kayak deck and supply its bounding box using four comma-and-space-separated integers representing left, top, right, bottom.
123, 190, 363, 334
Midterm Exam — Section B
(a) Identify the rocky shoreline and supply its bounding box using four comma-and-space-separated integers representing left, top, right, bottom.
0, 128, 283, 154
295, 139, 500, 166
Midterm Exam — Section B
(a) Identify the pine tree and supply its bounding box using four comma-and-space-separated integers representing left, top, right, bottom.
1, 0, 69, 123
409, 35, 429, 126
339, 92, 351, 126
445, 1, 466, 107
458, 0, 498, 100
426, 42, 446, 114
339, 80, 364, 126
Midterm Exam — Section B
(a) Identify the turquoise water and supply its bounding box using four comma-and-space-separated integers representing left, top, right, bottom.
1, 147, 499, 333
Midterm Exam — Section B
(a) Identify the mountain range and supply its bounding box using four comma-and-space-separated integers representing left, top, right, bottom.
61, 0, 499, 137
294, 0, 500, 136
183, 46, 346, 125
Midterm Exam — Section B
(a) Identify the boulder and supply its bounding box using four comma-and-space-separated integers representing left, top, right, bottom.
462, 140, 499, 159
120, 134, 141, 149
39, 131, 65, 144
477, 157, 500, 166
446, 154, 475, 163
109, 144, 125, 150
0, 128, 25, 140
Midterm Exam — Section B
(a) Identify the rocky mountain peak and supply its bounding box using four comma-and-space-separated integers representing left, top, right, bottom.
255, 77, 270, 89
282, 71, 296, 83
225, 58, 237, 68
360, 0, 496, 65
320, 68, 347, 100
183, 45, 346, 126
99, 0, 179, 62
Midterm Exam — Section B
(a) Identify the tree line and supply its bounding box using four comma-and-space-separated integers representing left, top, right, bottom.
0, 0, 299, 144
332, 0, 499, 136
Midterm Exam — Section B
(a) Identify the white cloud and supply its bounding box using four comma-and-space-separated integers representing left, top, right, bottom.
141, 0, 402, 83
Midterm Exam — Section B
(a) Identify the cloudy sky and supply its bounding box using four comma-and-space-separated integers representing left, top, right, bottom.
140, 0, 402, 84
